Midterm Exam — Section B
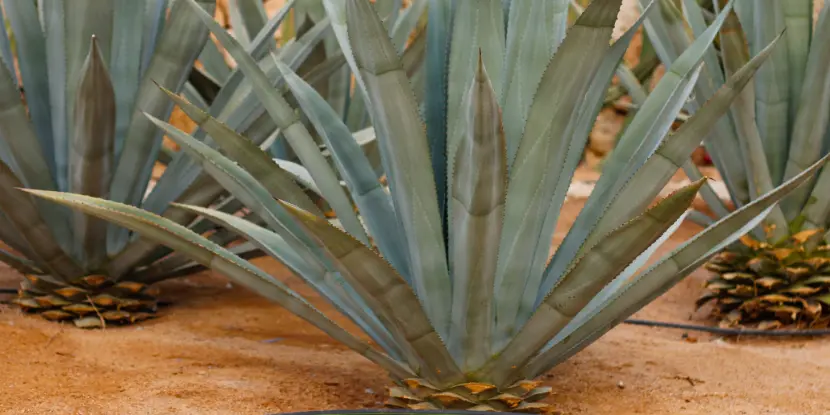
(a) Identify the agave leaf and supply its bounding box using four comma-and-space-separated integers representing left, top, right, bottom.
279, 201, 464, 386
26, 189, 415, 381
276, 61, 412, 278
613, 64, 649, 105
781, 6, 830, 218
484, 179, 704, 386
520, 153, 830, 382
111, 0, 146, 156
447, 55, 506, 370
445, 0, 505, 239
0, 162, 83, 280
342, 0, 453, 334
0, 38, 53, 194
319, 127, 380, 176
0, 247, 43, 276
687, 210, 714, 227
185, 0, 369, 245
293, 1, 337, 109
321, 0, 368, 131
516, 4, 653, 328
0, 24, 74, 252
107, 0, 212, 254
140, 0, 169, 75
539, 2, 738, 300
720, 13, 787, 237
423, 0, 454, 233
0, 213, 39, 260
228, 0, 268, 47
569, 0, 649, 106
752, 1, 789, 186
70, 37, 115, 270
493, 0, 620, 344
500, 0, 568, 163
782, 0, 812, 126
681, 0, 725, 91
62, 0, 114, 193
173, 203, 404, 360
638, 0, 687, 64
5, 0, 55, 177
160, 87, 325, 217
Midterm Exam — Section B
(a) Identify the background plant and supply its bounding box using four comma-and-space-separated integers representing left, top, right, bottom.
0, 0, 345, 328
642, 0, 830, 329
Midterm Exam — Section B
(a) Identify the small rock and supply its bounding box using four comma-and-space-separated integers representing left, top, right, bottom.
617, 381, 625, 389
364, 388, 375, 394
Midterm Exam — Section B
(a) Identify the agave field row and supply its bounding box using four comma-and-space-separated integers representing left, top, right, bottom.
0, 0, 829, 414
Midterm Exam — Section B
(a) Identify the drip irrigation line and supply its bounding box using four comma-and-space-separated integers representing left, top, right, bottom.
624, 318, 830, 336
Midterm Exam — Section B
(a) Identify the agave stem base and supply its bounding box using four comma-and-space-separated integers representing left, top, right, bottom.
699, 233, 830, 330
385, 378, 557, 414
11, 274, 157, 329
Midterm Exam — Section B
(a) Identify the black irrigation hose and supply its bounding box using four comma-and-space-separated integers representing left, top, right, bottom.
624, 318, 830, 336
0, 287, 16, 294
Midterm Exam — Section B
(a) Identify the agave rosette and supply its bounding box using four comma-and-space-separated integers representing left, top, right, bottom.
642, 0, 830, 328
0, 0, 347, 327
27, 0, 829, 411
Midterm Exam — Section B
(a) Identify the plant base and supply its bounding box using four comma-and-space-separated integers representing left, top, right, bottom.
12, 274, 157, 329
698, 232, 830, 329
385, 378, 557, 414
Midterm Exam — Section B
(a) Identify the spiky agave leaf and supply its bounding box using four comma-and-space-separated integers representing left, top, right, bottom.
69, 36, 115, 270
30, 0, 829, 411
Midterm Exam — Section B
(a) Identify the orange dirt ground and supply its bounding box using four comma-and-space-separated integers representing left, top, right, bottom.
1, 199, 829, 415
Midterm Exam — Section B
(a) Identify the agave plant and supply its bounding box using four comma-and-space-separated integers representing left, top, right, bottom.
641, 0, 830, 329
27, 0, 828, 412
0, 0, 350, 328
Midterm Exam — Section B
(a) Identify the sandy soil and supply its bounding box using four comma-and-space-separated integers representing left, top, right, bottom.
1, 198, 829, 415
